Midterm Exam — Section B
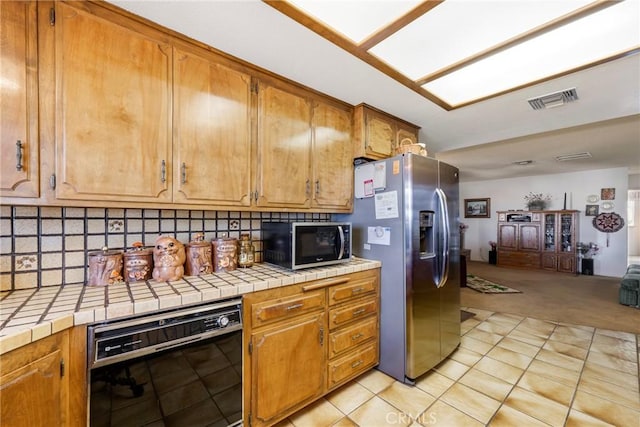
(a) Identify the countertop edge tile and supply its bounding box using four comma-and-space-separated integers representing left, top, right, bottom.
0, 259, 380, 354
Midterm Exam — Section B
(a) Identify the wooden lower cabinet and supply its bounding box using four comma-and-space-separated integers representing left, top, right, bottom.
249, 312, 326, 424
0, 327, 86, 427
243, 268, 380, 427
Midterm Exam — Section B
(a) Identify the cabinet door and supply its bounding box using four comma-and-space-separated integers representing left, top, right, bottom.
498, 224, 517, 250
519, 224, 540, 251
557, 254, 576, 273
541, 253, 557, 270
311, 102, 353, 211
365, 111, 394, 158
173, 47, 252, 206
255, 82, 311, 208
0, 1, 39, 198
1, 350, 63, 425
396, 125, 419, 155
53, 3, 172, 202
250, 312, 325, 426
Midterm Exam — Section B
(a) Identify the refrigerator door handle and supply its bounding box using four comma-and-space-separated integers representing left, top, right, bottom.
337, 225, 345, 260
436, 188, 450, 288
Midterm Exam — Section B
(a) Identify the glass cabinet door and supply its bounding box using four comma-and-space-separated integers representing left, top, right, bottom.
544, 213, 555, 251
560, 213, 574, 252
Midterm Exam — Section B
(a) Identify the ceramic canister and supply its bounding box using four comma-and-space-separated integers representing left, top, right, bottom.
87, 247, 124, 286
123, 242, 153, 283
212, 236, 238, 272
185, 233, 213, 276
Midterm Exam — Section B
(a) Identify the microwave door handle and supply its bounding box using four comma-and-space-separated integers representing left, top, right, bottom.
337, 226, 345, 259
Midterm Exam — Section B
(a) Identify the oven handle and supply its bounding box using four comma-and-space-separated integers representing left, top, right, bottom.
155, 335, 202, 352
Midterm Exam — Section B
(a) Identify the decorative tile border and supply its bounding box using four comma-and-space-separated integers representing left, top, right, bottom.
0, 205, 329, 291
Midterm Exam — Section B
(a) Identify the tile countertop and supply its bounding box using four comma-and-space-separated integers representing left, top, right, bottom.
0, 258, 381, 356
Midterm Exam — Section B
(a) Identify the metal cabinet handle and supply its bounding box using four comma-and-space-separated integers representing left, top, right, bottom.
161, 160, 166, 183
351, 360, 363, 369
286, 303, 303, 311
16, 140, 23, 171
315, 180, 320, 194
351, 287, 364, 295
351, 333, 363, 341
353, 308, 366, 316
319, 327, 324, 345
181, 162, 186, 184
306, 179, 310, 197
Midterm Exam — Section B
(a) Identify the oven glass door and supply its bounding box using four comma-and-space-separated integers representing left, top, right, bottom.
294, 225, 342, 265
89, 329, 242, 427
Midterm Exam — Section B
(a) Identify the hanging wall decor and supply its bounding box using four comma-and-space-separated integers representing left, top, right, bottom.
592, 211, 624, 247
600, 188, 615, 200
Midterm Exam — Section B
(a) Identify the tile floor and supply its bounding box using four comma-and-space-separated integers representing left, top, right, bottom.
277, 308, 640, 427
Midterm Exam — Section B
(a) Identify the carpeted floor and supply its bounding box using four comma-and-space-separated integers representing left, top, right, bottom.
463, 261, 640, 334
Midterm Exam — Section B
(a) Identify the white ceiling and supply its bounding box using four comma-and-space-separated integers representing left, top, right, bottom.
109, 0, 640, 182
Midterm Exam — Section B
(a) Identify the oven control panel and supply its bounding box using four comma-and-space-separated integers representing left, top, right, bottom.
88, 298, 242, 368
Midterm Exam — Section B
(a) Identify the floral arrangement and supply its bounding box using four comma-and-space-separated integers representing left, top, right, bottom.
489, 241, 497, 251
524, 192, 552, 210
577, 242, 600, 258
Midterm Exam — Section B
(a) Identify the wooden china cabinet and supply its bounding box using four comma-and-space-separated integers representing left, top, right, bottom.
497, 210, 579, 273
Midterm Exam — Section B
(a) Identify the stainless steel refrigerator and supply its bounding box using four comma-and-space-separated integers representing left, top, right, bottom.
335, 153, 460, 384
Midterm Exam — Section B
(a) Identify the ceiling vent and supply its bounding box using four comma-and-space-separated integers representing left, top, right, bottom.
555, 152, 592, 161
527, 87, 578, 110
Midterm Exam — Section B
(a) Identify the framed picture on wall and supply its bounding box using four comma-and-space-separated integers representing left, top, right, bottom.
464, 198, 491, 218
585, 205, 599, 216
601, 188, 615, 200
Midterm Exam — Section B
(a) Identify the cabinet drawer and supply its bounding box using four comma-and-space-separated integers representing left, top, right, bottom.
329, 298, 377, 330
329, 317, 377, 359
497, 251, 541, 268
251, 290, 325, 327
328, 277, 377, 306
328, 342, 377, 389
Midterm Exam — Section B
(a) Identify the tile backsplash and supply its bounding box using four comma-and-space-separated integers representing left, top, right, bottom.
0, 205, 329, 291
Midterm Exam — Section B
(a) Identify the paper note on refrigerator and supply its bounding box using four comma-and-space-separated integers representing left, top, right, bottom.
374, 191, 399, 219
367, 226, 391, 245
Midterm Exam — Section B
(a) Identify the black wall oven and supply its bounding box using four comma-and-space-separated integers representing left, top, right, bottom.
87, 298, 242, 427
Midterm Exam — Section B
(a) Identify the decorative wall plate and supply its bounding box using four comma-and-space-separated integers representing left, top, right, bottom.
601, 201, 615, 211
586, 194, 599, 203
592, 211, 624, 247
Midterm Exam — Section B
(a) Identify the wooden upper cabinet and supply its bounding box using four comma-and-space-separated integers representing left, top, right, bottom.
0, 1, 39, 198
353, 104, 420, 160
255, 81, 312, 209
53, 2, 172, 203
311, 101, 353, 211
173, 46, 252, 206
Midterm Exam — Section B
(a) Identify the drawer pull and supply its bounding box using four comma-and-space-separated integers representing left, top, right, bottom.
353, 308, 366, 316
286, 303, 303, 311
351, 287, 365, 294
351, 333, 363, 341
351, 360, 363, 369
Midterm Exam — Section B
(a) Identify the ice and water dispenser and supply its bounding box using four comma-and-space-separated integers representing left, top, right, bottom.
419, 211, 435, 257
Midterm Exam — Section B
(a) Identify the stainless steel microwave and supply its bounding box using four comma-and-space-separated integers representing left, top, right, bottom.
262, 222, 351, 270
